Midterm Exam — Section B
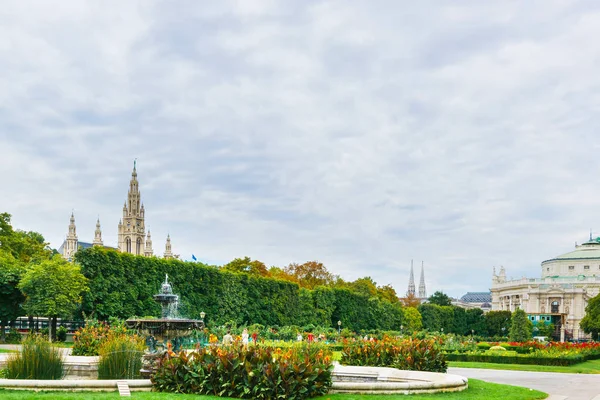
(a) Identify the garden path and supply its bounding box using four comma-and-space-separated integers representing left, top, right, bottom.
449, 367, 600, 400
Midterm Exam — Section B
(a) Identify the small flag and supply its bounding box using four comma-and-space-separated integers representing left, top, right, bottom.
192, 254, 197, 261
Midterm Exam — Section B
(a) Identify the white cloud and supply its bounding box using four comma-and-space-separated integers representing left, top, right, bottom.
1, 0, 600, 298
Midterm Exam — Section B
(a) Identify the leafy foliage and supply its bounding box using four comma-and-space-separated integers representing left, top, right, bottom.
428, 291, 452, 306
5, 334, 65, 379
97, 333, 145, 379
509, 308, 533, 342
581, 293, 600, 340
341, 336, 447, 372
151, 343, 333, 399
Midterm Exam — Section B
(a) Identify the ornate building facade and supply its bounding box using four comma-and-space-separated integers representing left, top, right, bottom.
58, 163, 175, 260
491, 236, 600, 341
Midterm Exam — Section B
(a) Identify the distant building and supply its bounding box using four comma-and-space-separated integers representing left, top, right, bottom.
491, 236, 600, 341
406, 260, 427, 302
452, 292, 492, 312
58, 162, 175, 261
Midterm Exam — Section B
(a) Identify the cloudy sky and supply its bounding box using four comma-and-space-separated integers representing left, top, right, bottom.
2, 1, 600, 298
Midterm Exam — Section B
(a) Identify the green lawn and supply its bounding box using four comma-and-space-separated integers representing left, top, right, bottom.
0, 379, 546, 400
0, 349, 15, 353
449, 359, 600, 374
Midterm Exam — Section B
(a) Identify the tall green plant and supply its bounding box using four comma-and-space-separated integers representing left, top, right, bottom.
509, 308, 533, 342
5, 335, 65, 379
97, 334, 145, 379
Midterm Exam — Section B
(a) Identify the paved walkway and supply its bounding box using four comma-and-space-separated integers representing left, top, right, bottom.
449, 367, 600, 400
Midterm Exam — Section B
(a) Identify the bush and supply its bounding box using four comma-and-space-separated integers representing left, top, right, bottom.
5, 335, 65, 379
98, 334, 145, 379
489, 345, 507, 352
72, 319, 130, 356
56, 326, 68, 343
152, 343, 333, 399
5, 328, 22, 344
476, 342, 491, 350
341, 337, 447, 373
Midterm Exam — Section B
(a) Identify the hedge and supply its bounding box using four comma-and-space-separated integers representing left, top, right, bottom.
445, 352, 600, 366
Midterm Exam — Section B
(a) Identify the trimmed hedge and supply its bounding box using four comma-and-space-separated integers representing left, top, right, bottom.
445, 352, 600, 366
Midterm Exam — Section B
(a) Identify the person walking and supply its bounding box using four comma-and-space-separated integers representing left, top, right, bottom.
223, 330, 233, 346
242, 328, 249, 347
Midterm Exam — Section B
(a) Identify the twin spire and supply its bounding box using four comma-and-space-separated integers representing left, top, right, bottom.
407, 260, 427, 299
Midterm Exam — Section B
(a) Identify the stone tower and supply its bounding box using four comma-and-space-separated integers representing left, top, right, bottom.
407, 260, 416, 296
118, 161, 146, 255
63, 212, 78, 260
93, 218, 103, 246
164, 234, 173, 259
418, 261, 427, 299
144, 231, 153, 257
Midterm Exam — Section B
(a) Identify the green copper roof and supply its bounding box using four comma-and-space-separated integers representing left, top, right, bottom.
542, 241, 600, 263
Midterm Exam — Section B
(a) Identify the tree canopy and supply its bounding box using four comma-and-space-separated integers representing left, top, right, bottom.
581, 293, 600, 340
428, 291, 452, 306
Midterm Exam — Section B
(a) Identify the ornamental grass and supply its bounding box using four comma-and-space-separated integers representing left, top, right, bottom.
5, 334, 65, 379
97, 333, 145, 379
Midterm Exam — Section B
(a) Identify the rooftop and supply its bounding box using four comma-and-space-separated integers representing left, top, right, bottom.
460, 292, 492, 303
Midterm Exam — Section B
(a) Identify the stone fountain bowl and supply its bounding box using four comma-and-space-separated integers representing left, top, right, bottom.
126, 318, 202, 341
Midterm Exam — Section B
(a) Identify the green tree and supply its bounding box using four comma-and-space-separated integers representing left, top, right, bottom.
581, 293, 600, 340
485, 310, 512, 337
428, 291, 452, 306
0, 250, 25, 342
349, 277, 378, 298
465, 308, 487, 336
508, 308, 533, 342
18, 256, 88, 341
0, 213, 51, 263
284, 261, 333, 289
376, 284, 399, 303
222, 257, 268, 276
402, 306, 422, 333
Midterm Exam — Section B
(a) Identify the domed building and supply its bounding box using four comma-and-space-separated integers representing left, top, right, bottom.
491, 235, 600, 341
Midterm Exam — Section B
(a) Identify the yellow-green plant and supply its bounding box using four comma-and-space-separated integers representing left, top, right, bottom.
97, 333, 145, 379
5, 334, 64, 379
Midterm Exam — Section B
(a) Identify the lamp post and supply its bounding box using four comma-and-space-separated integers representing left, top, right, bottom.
400, 325, 403, 335
441, 327, 444, 335
338, 320, 342, 334
471, 329, 474, 337
200, 311, 205, 323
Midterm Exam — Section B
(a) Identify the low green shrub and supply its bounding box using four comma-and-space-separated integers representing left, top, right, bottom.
489, 345, 507, 352
477, 342, 491, 350
56, 326, 68, 343
98, 334, 145, 379
5, 335, 65, 379
341, 337, 447, 373
5, 328, 22, 344
445, 352, 585, 366
152, 343, 333, 399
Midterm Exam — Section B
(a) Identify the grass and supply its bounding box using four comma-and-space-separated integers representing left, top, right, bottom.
0, 379, 546, 400
5, 336, 65, 379
0, 349, 15, 353
449, 358, 600, 374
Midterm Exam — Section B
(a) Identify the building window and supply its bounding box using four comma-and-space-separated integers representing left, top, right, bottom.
584, 265, 590, 270
569, 266, 575, 270
551, 301, 559, 313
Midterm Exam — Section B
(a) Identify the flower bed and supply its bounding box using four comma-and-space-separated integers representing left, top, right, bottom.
340, 337, 447, 373
151, 343, 333, 399
445, 340, 600, 366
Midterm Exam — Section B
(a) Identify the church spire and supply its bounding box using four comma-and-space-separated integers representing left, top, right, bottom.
62, 212, 78, 260
144, 230, 153, 257
164, 234, 173, 259
93, 217, 103, 246
418, 261, 427, 299
407, 260, 416, 296
118, 161, 146, 255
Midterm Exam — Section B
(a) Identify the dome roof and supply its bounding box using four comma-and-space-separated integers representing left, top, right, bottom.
543, 239, 600, 264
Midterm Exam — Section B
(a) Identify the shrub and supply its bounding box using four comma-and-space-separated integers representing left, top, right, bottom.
152, 343, 333, 399
98, 334, 145, 379
489, 345, 507, 352
72, 319, 130, 356
5, 328, 22, 344
476, 342, 491, 350
341, 336, 447, 373
5, 335, 65, 379
56, 326, 68, 343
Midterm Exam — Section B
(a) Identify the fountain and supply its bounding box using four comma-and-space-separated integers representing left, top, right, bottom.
126, 274, 205, 376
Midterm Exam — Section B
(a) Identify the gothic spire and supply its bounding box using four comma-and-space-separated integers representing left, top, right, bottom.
93, 218, 103, 246
407, 260, 416, 296
164, 234, 173, 259
418, 261, 427, 299
144, 230, 153, 257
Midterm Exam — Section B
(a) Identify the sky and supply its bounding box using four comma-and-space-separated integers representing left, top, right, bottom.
2, 1, 600, 298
